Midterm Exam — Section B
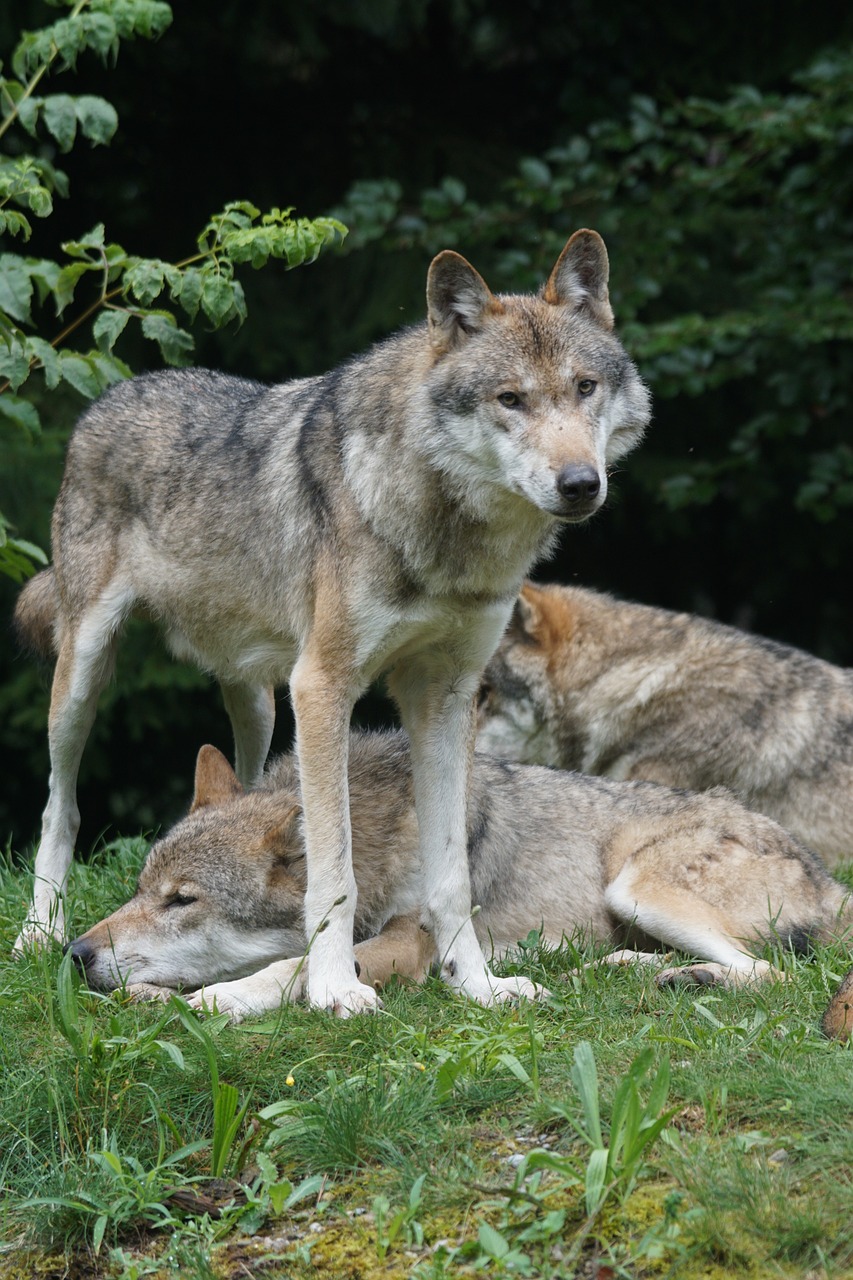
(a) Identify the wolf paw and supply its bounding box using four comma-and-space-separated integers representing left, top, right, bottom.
12, 916, 64, 957
489, 975, 550, 1004
655, 963, 732, 989
310, 980, 384, 1018
457, 973, 549, 1005
186, 983, 257, 1024
122, 982, 176, 1004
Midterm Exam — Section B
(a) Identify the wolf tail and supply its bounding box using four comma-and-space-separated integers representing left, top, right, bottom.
13, 567, 59, 661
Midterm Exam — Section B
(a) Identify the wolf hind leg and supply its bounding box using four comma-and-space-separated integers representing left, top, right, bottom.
15, 582, 133, 953
603, 863, 783, 988
220, 681, 275, 787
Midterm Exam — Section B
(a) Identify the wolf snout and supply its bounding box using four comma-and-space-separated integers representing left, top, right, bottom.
64, 935, 95, 973
555, 463, 601, 515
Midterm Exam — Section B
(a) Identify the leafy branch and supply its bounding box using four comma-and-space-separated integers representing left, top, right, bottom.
0, 1, 346, 581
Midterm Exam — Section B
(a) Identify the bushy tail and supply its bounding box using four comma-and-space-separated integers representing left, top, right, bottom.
13, 567, 59, 661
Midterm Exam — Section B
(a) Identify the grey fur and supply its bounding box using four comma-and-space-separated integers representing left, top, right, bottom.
68, 731, 852, 1021
14, 234, 650, 1014
478, 581, 853, 866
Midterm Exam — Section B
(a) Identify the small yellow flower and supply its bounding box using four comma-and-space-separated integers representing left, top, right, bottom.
414, 1062, 426, 1072
286, 1074, 295, 1087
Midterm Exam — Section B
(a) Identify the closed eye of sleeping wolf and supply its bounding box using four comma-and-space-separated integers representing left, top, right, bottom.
68, 732, 853, 1025
13, 230, 651, 1014
478, 581, 853, 868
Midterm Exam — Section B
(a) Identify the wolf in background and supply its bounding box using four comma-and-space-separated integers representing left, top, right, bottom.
66, 731, 853, 1023
13, 231, 651, 1014
478, 582, 853, 867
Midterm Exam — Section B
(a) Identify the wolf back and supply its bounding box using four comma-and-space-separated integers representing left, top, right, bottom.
478, 582, 853, 866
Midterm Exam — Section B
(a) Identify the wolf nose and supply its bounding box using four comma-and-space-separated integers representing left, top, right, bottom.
556, 464, 601, 505
64, 937, 94, 973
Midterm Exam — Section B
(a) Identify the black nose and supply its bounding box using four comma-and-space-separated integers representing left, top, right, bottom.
556, 464, 601, 505
64, 937, 94, 972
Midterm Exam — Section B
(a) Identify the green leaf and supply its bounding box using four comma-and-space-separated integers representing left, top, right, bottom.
0, 210, 33, 240
0, 530, 47, 583
584, 1147, 610, 1217
519, 156, 552, 188
200, 273, 238, 325
0, 255, 34, 323
42, 94, 77, 151
478, 1222, 510, 1259
16, 96, 40, 137
173, 267, 204, 320
59, 352, 103, 398
125, 258, 167, 306
92, 1213, 108, 1255
0, 394, 40, 437
0, 341, 32, 391
154, 1039, 186, 1070
27, 259, 62, 306
140, 312, 194, 365
62, 224, 106, 258
571, 1041, 604, 1147
54, 262, 93, 314
74, 94, 119, 145
93, 309, 130, 353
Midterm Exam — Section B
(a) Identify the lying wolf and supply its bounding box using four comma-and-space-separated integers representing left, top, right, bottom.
478, 582, 853, 867
14, 230, 651, 1016
68, 732, 852, 1023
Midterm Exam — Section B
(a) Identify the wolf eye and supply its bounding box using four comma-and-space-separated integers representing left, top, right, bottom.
577, 379, 597, 397
497, 391, 521, 408
166, 893, 197, 909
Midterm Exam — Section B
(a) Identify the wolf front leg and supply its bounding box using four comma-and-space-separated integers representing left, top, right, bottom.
289, 651, 381, 1016
390, 658, 545, 1005
15, 587, 130, 953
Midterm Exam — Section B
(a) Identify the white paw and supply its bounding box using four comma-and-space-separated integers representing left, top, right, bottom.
309, 979, 383, 1018
450, 968, 549, 1005
655, 963, 732, 989
483, 975, 549, 1005
186, 983, 257, 1024
12, 915, 64, 956
122, 982, 176, 1004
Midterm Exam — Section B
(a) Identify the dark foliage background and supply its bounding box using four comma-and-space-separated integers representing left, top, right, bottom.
3, 0, 853, 854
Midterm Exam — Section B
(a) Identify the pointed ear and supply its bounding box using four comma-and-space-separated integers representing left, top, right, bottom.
190, 745, 244, 812
543, 229, 613, 329
263, 801, 302, 862
427, 250, 505, 354
513, 582, 575, 650
512, 582, 545, 640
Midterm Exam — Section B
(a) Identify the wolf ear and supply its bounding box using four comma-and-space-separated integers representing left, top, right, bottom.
190, 745, 244, 812
543, 229, 614, 330
264, 801, 303, 867
512, 582, 574, 650
427, 250, 504, 353
511, 582, 545, 641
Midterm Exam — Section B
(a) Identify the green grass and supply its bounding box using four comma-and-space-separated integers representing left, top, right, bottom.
2, 840, 853, 1279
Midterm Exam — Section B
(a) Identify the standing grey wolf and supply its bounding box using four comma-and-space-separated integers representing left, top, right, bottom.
67, 732, 853, 1024
477, 582, 853, 867
12, 230, 651, 1014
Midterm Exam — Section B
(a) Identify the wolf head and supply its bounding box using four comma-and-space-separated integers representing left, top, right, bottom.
66, 746, 308, 990
424, 229, 651, 522
476, 582, 575, 765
